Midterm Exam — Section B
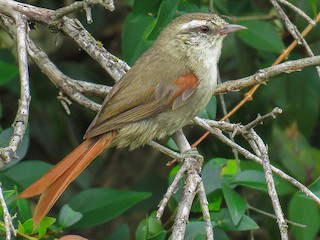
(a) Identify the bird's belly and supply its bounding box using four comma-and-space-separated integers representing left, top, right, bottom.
113, 79, 214, 150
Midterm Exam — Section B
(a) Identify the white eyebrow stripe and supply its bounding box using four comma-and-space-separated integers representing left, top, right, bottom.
178, 20, 208, 30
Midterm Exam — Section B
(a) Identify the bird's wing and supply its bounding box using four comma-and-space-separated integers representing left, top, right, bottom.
84, 72, 199, 139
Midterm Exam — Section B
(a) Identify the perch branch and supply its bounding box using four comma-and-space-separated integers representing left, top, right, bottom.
215, 56, 320, 94
152, 130, 214, 240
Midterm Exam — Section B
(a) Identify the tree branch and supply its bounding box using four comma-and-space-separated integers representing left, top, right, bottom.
0, 13, 30, 166
215, 56, 320, 94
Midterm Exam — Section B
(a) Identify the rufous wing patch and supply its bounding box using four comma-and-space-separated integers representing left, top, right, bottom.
171, 72, 199, 110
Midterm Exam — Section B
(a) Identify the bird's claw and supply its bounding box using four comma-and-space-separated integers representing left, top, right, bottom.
178, 148, 203, 162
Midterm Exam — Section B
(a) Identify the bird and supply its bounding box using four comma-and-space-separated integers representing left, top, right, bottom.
18, 12, 246, 226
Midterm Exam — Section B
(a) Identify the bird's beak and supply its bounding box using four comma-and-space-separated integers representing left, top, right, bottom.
218, 24, 247, 35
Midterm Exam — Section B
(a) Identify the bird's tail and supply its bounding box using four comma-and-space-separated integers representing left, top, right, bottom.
18, 132, 116, 226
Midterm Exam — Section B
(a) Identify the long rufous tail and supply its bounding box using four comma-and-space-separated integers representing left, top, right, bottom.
18, 132, 116, 226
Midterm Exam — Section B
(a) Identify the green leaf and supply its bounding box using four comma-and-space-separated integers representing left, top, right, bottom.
177, 0, 201, 13
0, 127, 30, 170
207, 191, 223, 211
198, 96, 217, 120
211, 208, 259, 231
285, 72, 319, 136
37, 217, 56, 238
0, 60, 19, 85
166, 137, 179, 151
202, 158, 238, 193
16, 197, 32, 222
237, 20, 285, 53
58, 204, 83, 228
184, 222, 228, 240
231, 170, 267, 192
17, 221, 38, 240
271, 125, 317, 182
22, 217, 55, 238
0, 160, 53, 189
309, 0, 317, 16
135, 212, 165, 240
289, 194, 320, 240
122, 13, 155, 65
221, 184, 246, 225
147, 0, 181, 40
148, 230, 166, 240
131, 0, 161, 16
68, 188, 151, 228
105, 224, 130, 240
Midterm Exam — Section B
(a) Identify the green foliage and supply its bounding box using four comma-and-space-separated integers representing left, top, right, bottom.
237, 20, 285, 53
0, 49, 19, 85
0, 127, 29, 170
0, 0, 319, 239
67, 188, 151, 228
289, 193, 320, 240
135, 212, 166, 240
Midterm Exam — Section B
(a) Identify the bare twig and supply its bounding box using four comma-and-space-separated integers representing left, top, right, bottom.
277, 0, 315, 26
0, 185, 17, 240
59, 18, 130, 82
0, 13, 30, 166
198, 181, 214, 240
215, 56, 320, 94
244, 129, 288, 240
270, 0, 302, 44
193, 116, 320, 206
53, 0, 115, 22
244, 107, 283, 130
270, 0, 320, 77
248, 204, 306, 228
0, 15, 106, 112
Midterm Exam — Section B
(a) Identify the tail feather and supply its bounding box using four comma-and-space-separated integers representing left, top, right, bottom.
18, 132, 116, 226
18, 139, 96, 198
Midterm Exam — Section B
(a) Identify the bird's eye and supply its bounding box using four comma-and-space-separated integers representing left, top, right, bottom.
199, 25, 210, 33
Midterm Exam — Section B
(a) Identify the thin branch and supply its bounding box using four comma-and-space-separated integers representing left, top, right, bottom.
0, 185, 17, 239
53, 0, 115, 22
247, 204, 306, 228
193, 117, 320, 206
156, 162, 188, 221
244, 107, 283, 130
198, 181, 214, 240
270, 0, 302, 44
0, 13, 30, 166
270, 0, 320, 77
215, 56, 320, 94
245, 129, 288, 240
171, 157, 202, 240
0, 14, 106, 112
277, 0, 315, 26
171, 130, 213, 240
59, 18, 130, 82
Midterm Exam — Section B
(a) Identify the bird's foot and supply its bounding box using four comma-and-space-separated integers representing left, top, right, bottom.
178, 148, 202, 160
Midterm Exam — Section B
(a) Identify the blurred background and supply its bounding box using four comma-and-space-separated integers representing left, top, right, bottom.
0, 0, 319, 239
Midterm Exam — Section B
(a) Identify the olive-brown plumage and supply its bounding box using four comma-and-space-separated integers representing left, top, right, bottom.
18, 13, 246, 226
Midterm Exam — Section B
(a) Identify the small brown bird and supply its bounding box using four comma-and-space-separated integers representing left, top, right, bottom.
18, 12, 246, 226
